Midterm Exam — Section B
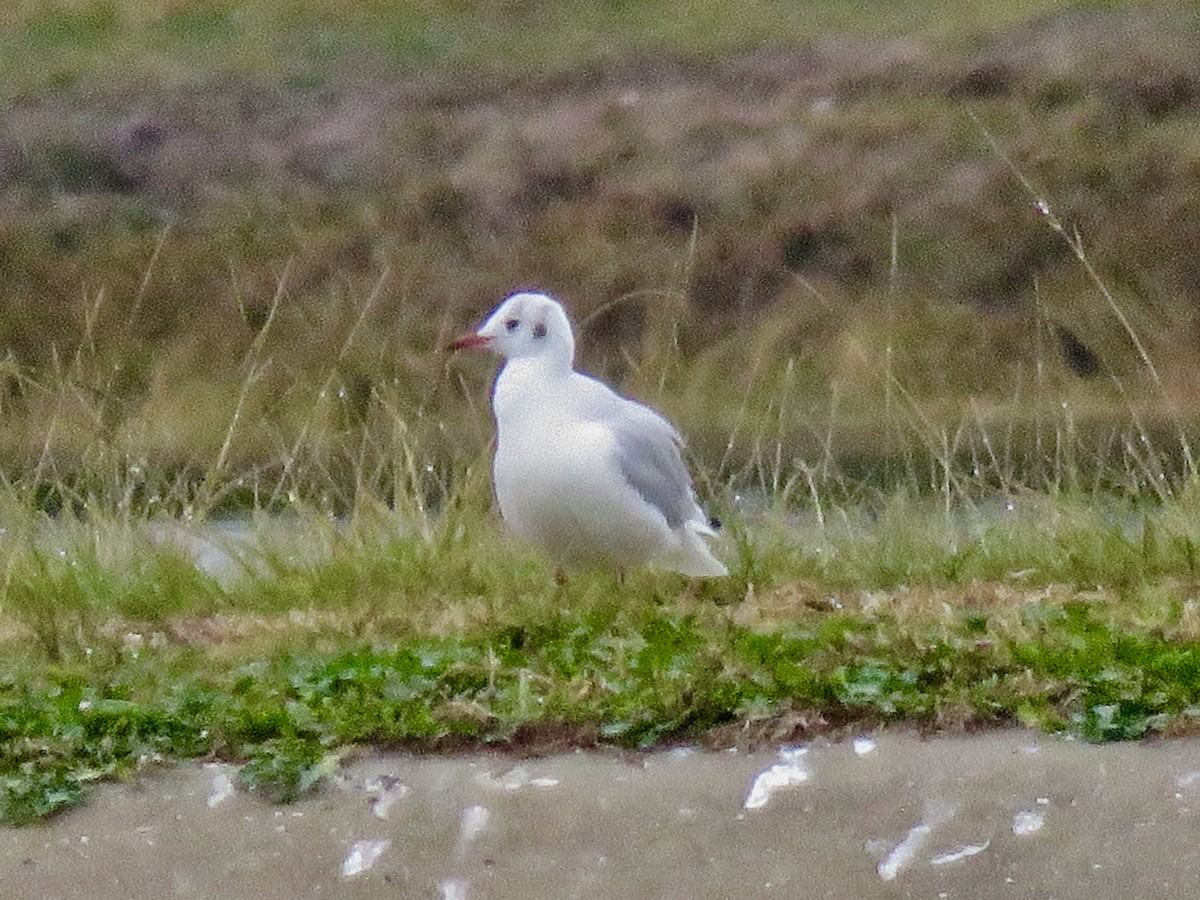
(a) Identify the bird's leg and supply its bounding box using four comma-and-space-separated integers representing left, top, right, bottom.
554, 566, 568, 587
680, 577, 700, 604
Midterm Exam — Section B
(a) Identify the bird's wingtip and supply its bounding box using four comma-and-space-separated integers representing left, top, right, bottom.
669, 521, 728, 576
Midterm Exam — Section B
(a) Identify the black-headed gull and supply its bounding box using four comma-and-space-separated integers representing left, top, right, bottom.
449, 291, 727, 577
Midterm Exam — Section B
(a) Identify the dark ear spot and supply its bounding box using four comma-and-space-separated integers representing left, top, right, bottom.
532, 321, 548, 339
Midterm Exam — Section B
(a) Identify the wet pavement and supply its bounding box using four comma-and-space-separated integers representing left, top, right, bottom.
4, 730, 1200, 899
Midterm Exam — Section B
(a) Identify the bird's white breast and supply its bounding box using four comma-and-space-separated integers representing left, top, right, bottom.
491, 385, 674, 568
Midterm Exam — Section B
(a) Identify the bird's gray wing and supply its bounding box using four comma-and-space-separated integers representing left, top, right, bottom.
568, 372, 702, 530
608, 404, 698, 530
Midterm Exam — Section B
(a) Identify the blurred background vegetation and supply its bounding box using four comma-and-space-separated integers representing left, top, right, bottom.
1, 0, 1198, 509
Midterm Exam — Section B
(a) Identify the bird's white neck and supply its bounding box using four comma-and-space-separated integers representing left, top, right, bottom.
492, 356, 574, 424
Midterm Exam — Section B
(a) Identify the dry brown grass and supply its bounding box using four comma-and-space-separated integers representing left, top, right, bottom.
0, 6, 1196, 493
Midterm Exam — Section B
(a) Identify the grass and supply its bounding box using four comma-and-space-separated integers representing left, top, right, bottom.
2, 0, 1200, 825
2, 14, 1198, 364
4, 72, 1200, 823
3, 468, 1200, 824
1, 3, 1198, 482
0, 0, 1076, 97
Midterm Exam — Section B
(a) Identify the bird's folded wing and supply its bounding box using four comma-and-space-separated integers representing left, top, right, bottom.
566, 372, 704, 531
609, 406, 698, 530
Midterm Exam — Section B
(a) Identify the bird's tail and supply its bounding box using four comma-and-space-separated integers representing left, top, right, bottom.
662, 518, 728, 577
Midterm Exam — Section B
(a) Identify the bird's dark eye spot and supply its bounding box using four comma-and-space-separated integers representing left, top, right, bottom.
505, 319, 520, 332
532, 322, 548, 339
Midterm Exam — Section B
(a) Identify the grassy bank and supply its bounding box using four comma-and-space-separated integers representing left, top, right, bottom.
5, 477, 1200, 824
0, 0, 1073, 95
1, 3, 1199, 483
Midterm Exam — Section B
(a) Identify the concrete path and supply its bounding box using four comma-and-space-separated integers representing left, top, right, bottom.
4, 730, 1198, 899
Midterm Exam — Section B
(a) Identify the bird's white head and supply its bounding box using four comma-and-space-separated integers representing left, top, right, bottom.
448, 291, 575, 370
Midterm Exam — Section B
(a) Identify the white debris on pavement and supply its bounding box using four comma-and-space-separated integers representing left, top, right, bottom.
458, 805, 490, 847
477, 765, 561, 792
877, 801, 956, 881
743, 747, 810, 810
877, 823, 932, 881
929, 840, 990, 866
1012, 810, 1045, 836
206, 768, 235, 809
364, 776, 409, 821
340, 838, 391, 879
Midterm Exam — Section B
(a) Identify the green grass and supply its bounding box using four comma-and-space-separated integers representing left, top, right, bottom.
0, 0, 1078, 96
3, 479, 1200, 823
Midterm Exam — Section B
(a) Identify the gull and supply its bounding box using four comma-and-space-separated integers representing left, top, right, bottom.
448, 291, 727, 577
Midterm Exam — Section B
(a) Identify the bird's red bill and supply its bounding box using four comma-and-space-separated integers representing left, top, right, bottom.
446, 332, 492, 351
